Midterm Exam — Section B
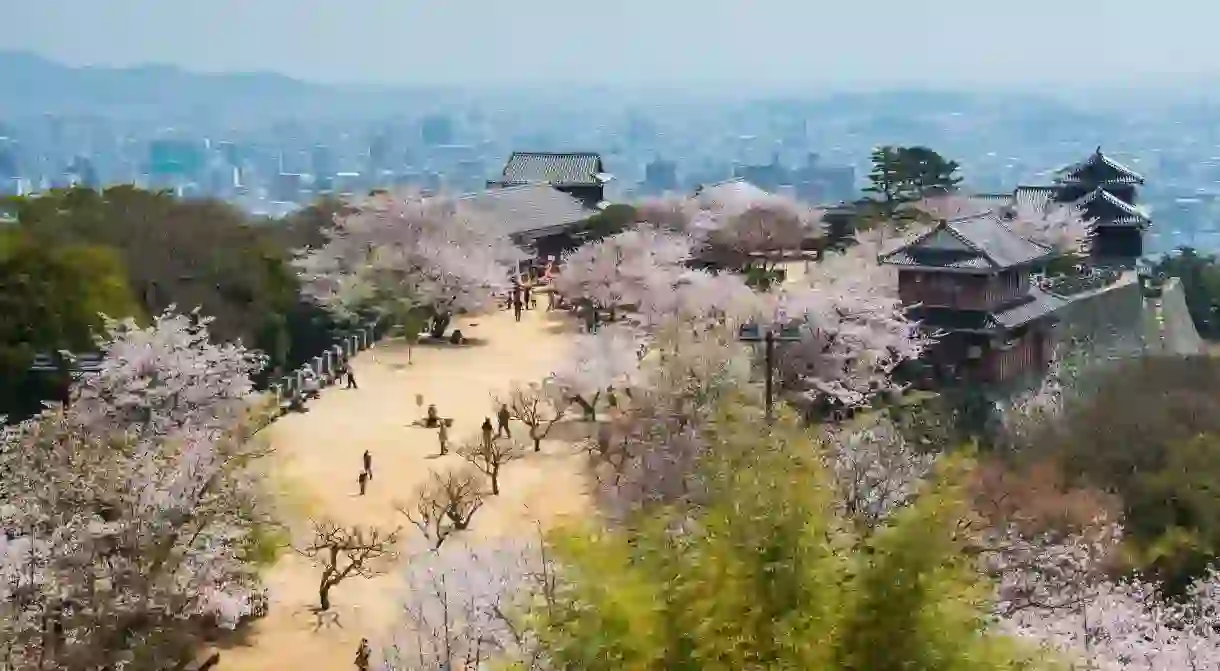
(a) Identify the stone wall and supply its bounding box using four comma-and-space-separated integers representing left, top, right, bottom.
1150, 277, 1206, 356
1053, 273, 1151, 368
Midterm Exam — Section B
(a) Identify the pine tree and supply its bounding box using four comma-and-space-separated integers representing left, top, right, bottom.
862, 145, 918, 222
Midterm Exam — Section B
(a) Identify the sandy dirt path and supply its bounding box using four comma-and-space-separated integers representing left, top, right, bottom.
221, 306, 592, 670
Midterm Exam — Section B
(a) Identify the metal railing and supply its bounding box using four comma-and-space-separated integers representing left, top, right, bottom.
269, 322, 381, 409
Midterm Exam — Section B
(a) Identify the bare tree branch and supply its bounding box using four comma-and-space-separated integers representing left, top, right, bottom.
397, 468, 488, 550
297, 521, 400, 611
457, 437, 524, 495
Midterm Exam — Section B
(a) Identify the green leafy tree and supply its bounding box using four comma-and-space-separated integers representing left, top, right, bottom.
5, 186, 343, 385
0, 227, 141, 418
1153, 246, 1220, 338
578, 203, 637, 240
526, 415, 1052, 670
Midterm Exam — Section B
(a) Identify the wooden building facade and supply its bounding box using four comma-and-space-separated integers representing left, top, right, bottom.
881, 212, 1067, 386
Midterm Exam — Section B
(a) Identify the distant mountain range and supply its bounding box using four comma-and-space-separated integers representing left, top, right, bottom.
3, 49, 1202, 127
0, 50, 454, 122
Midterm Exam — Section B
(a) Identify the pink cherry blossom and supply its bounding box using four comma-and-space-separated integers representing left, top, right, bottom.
0, 309, 268, 668
295, 189, 524, 320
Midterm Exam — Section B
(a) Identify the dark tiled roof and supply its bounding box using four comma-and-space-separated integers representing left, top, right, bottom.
1013, 185, 1059, 213
883, 248, 995, 270
907, 287, 1065, 333
1072, 187, 1151, 228
495, 152, 606, 187
460, 183, 598, 237
990, 287, 1068, 329
1054, 148, 1145, 185
881, 211, 1052, 271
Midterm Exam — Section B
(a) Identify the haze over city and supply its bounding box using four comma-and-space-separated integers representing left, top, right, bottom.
11, 2, 1220, 671
6, 0, 1220, 89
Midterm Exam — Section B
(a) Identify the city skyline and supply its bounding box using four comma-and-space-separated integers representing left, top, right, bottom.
5, 0, 1220, 90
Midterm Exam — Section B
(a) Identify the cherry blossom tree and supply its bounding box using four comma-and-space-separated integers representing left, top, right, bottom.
550, 226, 695, 319
1008, 200, 1093, 257
551, 323, 646, 421
381, 535, 555, 671
637, 187, 825, 281
909, 194, 998, 223
633, 268, 758, 331
821, 414, 937, 534
0, 309, 269, 670
588, 323, 754, 519
747, 229, 931, 412
752, 282, 928, 411
999, 567, 1220, 670
295, 190, 523, 336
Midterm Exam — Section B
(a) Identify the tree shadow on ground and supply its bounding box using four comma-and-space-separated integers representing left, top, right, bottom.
414, 335, 490, 348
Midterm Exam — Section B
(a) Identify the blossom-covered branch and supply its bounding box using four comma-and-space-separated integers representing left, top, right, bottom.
0, 309, 270, 669
295, 190, 523, 330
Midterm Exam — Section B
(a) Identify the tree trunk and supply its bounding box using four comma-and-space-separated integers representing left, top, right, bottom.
533, 435, 542, 452
491, 466, 500, 495
318, 581, 332, 611
429, 314, 451, 339
572, 395, 597, 422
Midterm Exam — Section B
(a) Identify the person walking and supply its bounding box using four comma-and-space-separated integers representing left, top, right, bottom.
425, 403, 440, 428
437, 419, 450, 455
358, 470, 368, 496
523, 284, 533, 310
481, 417, 494, 450
355, 638, 371, 671
512, 289, 523, 322
362, 449, 372, 480
346, 366, 358, 389
496, 404, 512, 438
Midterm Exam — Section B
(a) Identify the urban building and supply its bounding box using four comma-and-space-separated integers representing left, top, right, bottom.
641, 158, 679, 194
421, 115, 455, 147
147, 139, 205, 188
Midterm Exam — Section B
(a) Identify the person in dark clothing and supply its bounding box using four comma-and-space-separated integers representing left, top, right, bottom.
355, 638, 371, 671
437, 420, 450, 455
496, 404, 511, 438
523, 285, 532, 310
362, 450, 372, 480
481, 417, 494, 449
425, 404, 439, 428
358, 470, 368, 496
346, 367, 358, 389
512, 289, 523, 322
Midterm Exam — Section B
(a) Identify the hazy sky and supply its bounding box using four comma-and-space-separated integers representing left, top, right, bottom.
4, 0, 1217, 89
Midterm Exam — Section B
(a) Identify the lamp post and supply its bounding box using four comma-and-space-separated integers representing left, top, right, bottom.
737, 323, 803, 423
